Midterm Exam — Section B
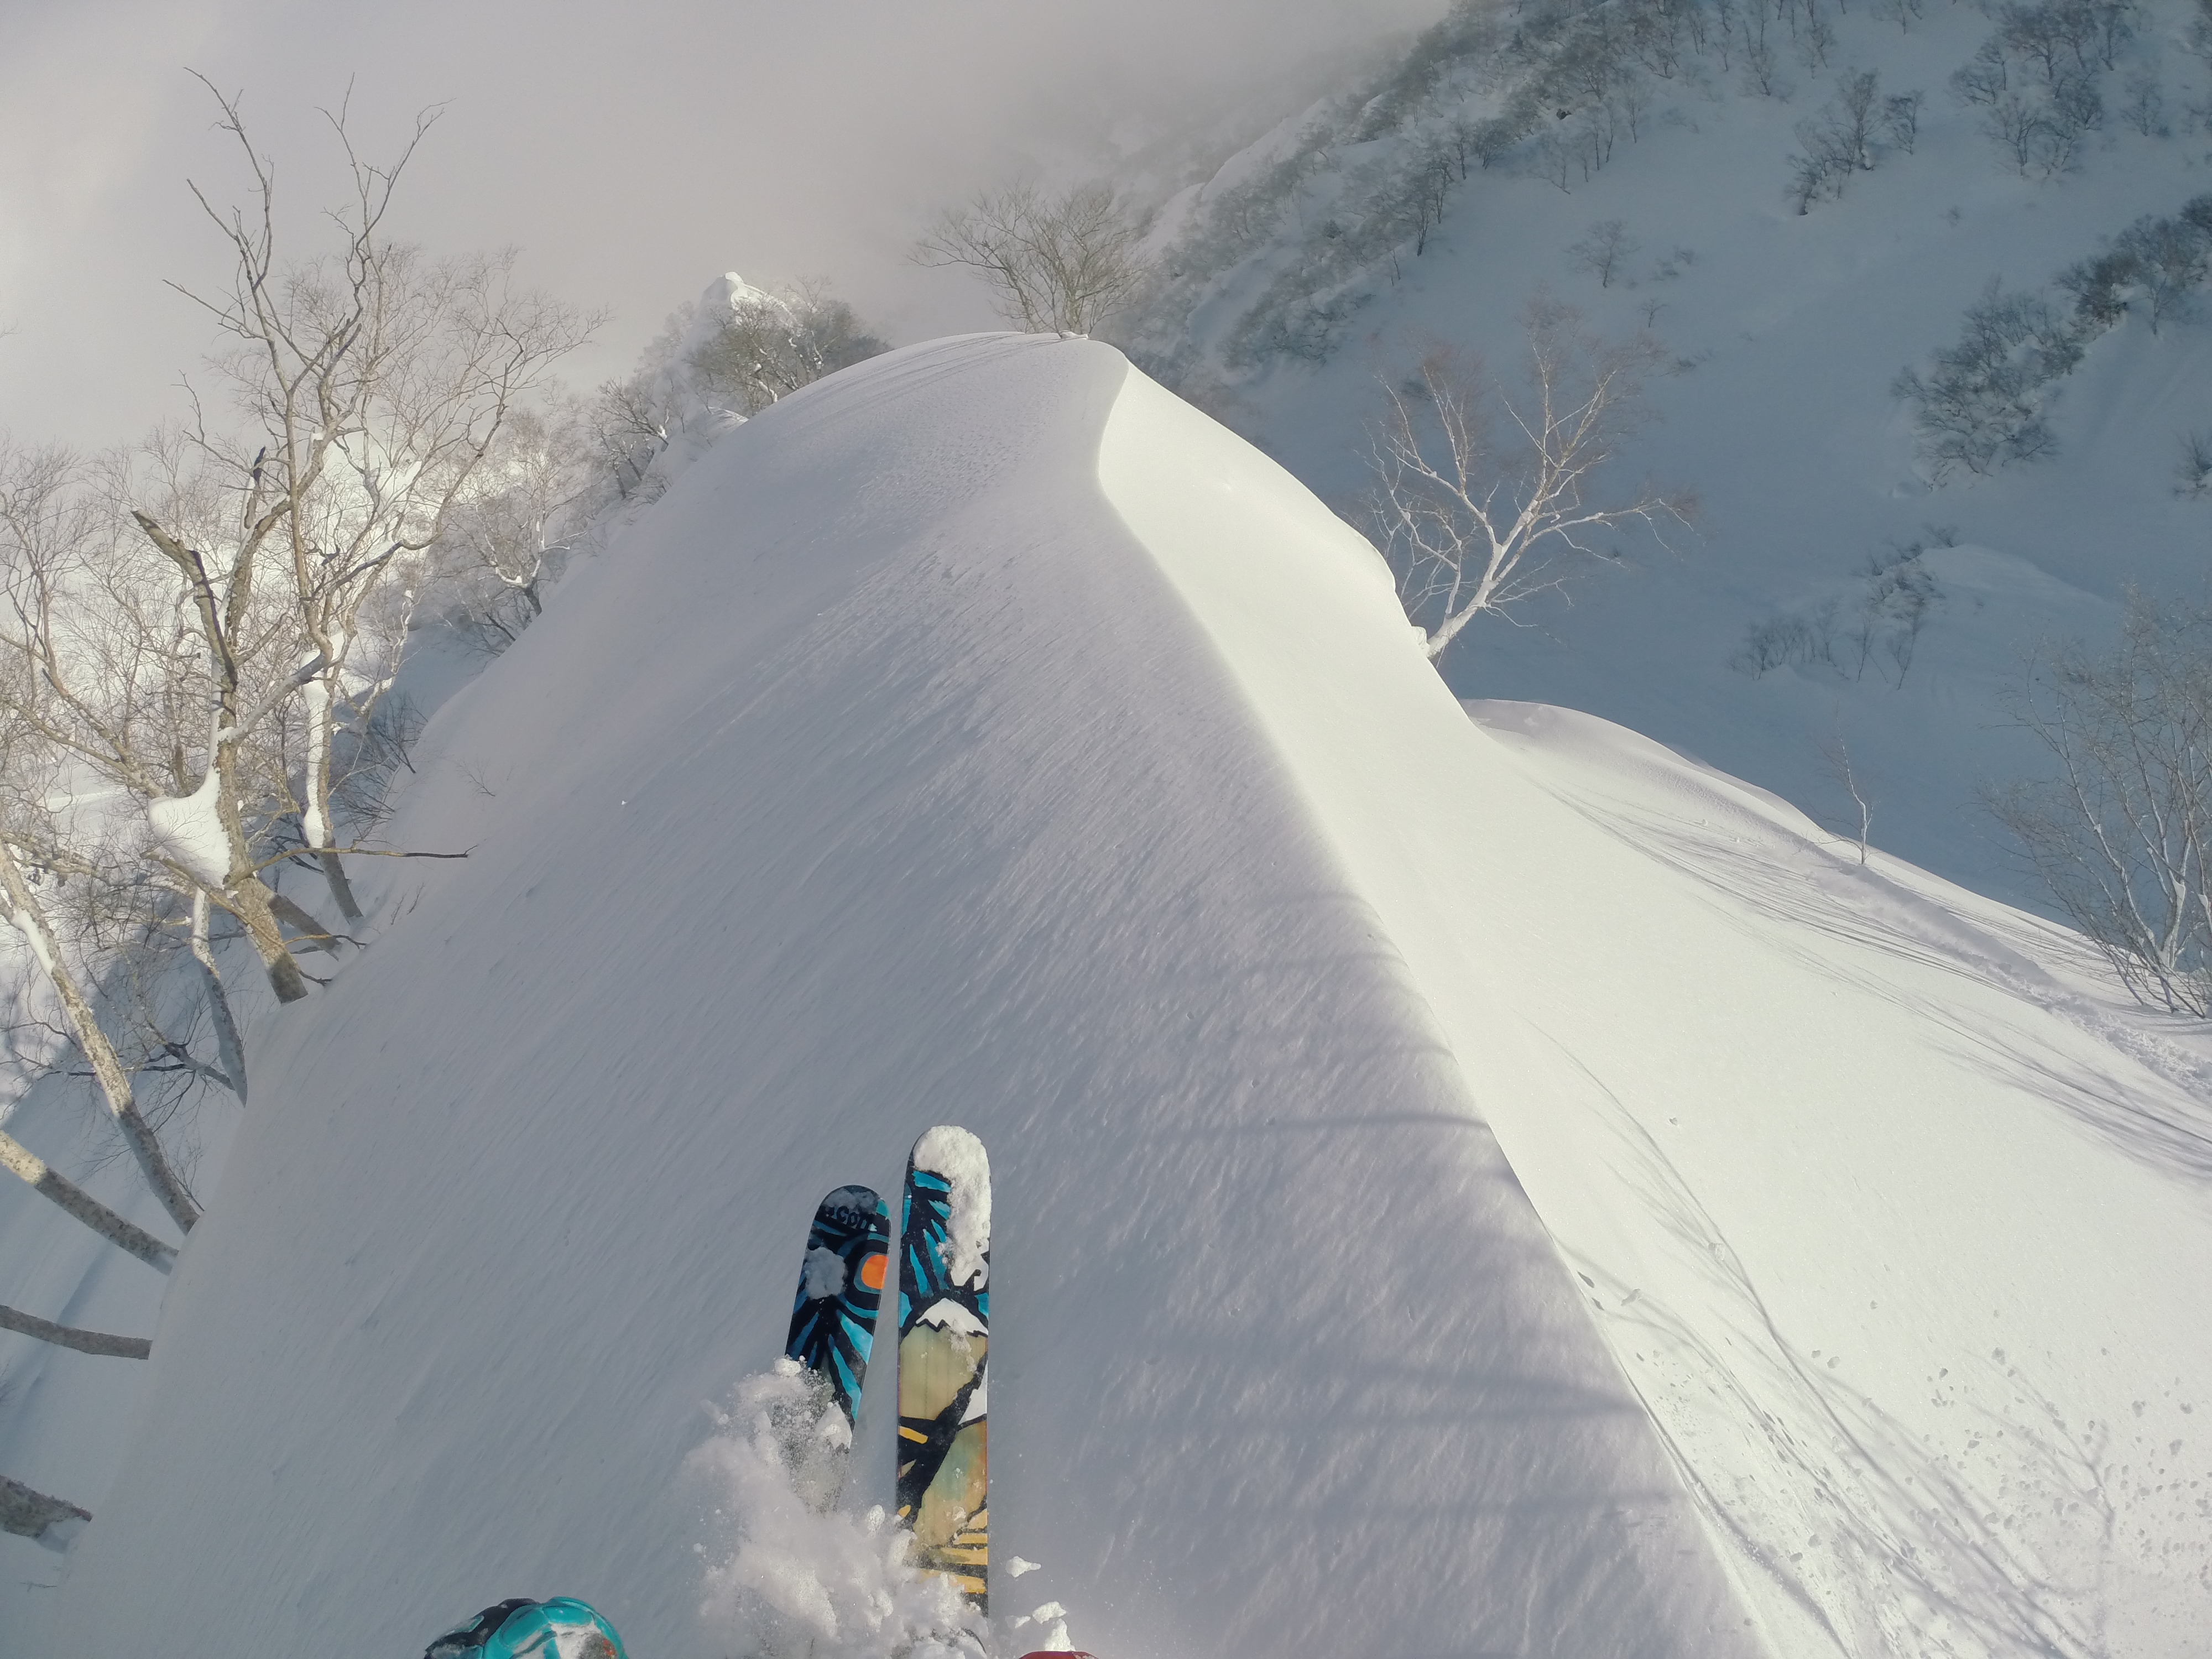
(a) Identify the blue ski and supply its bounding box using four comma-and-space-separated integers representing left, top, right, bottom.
785, 1184, 891, 1425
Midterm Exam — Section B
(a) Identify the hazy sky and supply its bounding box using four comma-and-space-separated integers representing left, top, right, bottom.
0, 0, 1442, 446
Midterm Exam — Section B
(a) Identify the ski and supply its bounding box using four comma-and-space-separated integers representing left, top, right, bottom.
784, 1184, 891, 1427
895, 1125, 992, 1609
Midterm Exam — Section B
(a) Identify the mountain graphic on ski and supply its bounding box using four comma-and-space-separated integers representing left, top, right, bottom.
785, 1184, 891, 1426
896, 1126, 990, 1609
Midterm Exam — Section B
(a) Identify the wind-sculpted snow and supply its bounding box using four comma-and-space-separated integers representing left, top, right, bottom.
29, 335, 2212, 1659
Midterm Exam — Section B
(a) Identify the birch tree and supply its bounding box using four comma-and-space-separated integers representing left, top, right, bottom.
1366, 302, 1693, 663
0, 450, 224, 1239
0, 836, 201, 1234
166, 80, 594, 924
0, 434, 314, 1005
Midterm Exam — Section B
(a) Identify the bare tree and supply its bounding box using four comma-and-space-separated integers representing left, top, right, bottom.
578, 275, 883, 507
914, 182, 1147, 335
165, 79, 595, 925
0, 432, 295, 1118
430, 406, 591, 651
1797, 3, 1837, 72
686, 279, 888, 414
1883, 90, 1925, 153
1834, 69, 1884, 171
2111, 214, 2210, 335
1568, 219, 1639, 286
0, 467, 205, 1235
0, 836, 201, 1234
0, 432, 314, 1005
1893, 280, 2079, 479
1820, 727, 1872, 865
1986, 591, 2212, 1014
2121, 69, 2166, 137
582, 375, 680, 502
1365, 302, 1693, 664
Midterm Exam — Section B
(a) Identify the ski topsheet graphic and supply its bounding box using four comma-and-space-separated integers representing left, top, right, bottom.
785, 1185, 891, 1427
896, 1126, 992, 1608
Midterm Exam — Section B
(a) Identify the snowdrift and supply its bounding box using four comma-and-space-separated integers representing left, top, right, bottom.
39, 337, 2212, 1659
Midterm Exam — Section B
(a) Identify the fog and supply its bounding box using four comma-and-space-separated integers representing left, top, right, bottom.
0, 0, 1442, 446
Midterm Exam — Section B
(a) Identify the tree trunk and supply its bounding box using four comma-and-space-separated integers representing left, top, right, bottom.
317, 848, 362, 923
131, 515, 310, 1002
212, 724, 310, 1003
0, 1304, 150, 1359
227, 872, 310, 1003
190, 891, 247, 1104
301, 671, 364, 922
0, 843, 202, 1233
0, 1131, 176, 1270
0, 1474, 90, 1540
267, 890, 338, 953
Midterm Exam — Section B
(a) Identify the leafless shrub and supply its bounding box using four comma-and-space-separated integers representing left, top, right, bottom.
1732, 542, 1940, 686
2121, 70, 2167, 137
1893, 280, 2081, 479
1568, 219, 1639, 286
1733, 608, 1840, 675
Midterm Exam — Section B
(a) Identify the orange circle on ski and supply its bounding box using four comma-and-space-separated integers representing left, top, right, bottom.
858, 1252, 888, 1291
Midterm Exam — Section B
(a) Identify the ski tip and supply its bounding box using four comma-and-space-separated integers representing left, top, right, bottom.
1014, 1652, 1098, 1658
818, 1185, 886, 1219
910, 1125, 989, 1190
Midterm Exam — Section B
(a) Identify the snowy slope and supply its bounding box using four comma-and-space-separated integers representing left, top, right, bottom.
39, 337, 1751, 1659
25, 336, 2212, 1659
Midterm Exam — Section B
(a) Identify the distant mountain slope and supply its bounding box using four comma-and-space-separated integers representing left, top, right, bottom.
32, 337, 2211, 1659
1120, 0, 2212, 909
